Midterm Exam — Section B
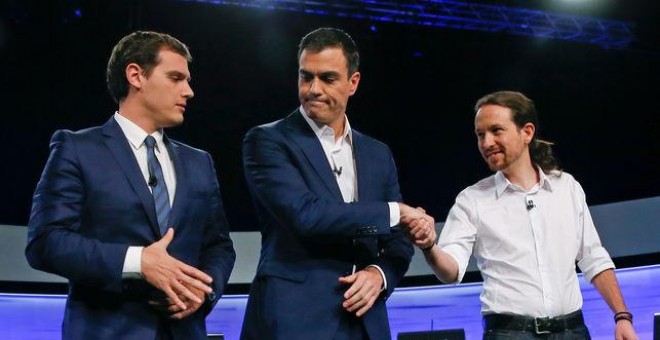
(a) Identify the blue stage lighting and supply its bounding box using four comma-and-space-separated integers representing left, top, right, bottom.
179, 0, 635, 49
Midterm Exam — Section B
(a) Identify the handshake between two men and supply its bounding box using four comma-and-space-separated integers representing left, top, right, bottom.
399, 203, 437, 251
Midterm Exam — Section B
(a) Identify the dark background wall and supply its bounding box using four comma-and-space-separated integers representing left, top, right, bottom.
1, 0, 659, 232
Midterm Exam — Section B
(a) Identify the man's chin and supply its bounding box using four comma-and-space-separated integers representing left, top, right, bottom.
303, 108, 325, 121
487, 162, 505, 172
163, 116, 184, 128
303, 106, 319, 116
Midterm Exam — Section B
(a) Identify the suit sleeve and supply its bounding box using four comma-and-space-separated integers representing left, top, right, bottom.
25, 130, 128, 293
372, 150, 414, 297
198, 152, 236, 314
242, 126, 393, 241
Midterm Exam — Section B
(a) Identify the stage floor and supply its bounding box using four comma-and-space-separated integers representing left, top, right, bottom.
2, 265, 658, 339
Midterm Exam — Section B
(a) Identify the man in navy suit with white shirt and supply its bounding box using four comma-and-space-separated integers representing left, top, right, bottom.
26, 31, 235, 339
240, 27, 434, 339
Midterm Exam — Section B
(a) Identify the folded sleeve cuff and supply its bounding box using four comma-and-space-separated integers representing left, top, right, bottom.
577, 246, 615, 282
438, 245, 468, 284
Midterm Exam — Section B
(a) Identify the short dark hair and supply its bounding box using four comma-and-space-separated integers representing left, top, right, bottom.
298, 27, 360, 75
475, 91, 560, 173
106, 31, 192, 103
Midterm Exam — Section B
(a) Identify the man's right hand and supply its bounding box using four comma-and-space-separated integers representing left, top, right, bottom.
399, 203, 434, 228
141, 228, 213, 311
406, 218, 437, 249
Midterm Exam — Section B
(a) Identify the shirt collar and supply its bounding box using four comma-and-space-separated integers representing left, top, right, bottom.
494, 171, 510, 198
114, 112, 165, 150
494, 165, 553, 198
538, 168, 554, 192
299, 106, 352, 146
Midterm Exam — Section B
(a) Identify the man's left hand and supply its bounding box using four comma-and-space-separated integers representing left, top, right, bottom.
148, 282, 206, 320
338, 267, 383, 317
615, 320, 638, 340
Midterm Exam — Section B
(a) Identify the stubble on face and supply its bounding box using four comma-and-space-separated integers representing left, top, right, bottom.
475, 105, 529, 174
298, 47, 358, 130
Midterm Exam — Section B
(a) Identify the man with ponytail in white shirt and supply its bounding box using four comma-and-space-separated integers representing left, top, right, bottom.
408, 91, 637, 339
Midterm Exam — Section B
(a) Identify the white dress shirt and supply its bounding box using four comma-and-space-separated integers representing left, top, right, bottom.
438, 169, 614, 317
299, 107, 400, 225
299, 107, 399, 288
311, 111, 357, 203
114, 112, 177, 277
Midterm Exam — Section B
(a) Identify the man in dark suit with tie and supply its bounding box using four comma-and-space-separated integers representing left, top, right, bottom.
240, 27, 435, 339
26, 31, 236, 339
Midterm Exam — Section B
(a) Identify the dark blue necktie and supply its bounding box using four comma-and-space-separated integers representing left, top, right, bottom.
144, 136, 170, 235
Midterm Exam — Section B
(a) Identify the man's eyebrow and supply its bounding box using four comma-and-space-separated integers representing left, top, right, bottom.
299, 69, 340, 77
166, 70, 191, 81
319, 71, 340, 77
475, 123, 502, 132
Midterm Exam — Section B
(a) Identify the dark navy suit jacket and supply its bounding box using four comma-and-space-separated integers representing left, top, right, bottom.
26, 117, 236, 339
240, 110, 413, 339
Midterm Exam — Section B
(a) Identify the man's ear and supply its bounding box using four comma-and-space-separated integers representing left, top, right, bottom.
348, 71, 360, 96
125, 63, 144, 89
522, 122, 536, 144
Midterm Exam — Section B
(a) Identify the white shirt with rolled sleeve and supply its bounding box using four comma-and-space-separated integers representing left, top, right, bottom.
438, 169, 614, 318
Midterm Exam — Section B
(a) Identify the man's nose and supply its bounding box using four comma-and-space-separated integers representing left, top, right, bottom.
480, 134, 494, 148
308, 78, 321, 94
183, 82, 194, 99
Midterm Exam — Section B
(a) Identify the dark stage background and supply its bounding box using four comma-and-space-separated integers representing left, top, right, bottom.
1, 0, 659, 232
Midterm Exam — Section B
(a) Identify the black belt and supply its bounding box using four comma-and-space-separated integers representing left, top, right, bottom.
483, 310, 585, 335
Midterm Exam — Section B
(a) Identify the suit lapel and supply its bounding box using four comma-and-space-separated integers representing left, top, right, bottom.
102, 118, 161, 237
352, 131, 368, 201
165, 137, 187, 229
287, 111, 343, 201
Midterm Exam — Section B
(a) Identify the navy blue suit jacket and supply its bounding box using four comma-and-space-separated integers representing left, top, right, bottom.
240, 110, 413, 339
26, 117, 236, 339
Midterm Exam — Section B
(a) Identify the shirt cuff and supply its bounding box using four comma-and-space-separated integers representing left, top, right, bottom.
367, 265, 388, 291
387, 202, 400, 227
436, 245, 466, 284
577, 246, 615, 282
121, 246, 144, 279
